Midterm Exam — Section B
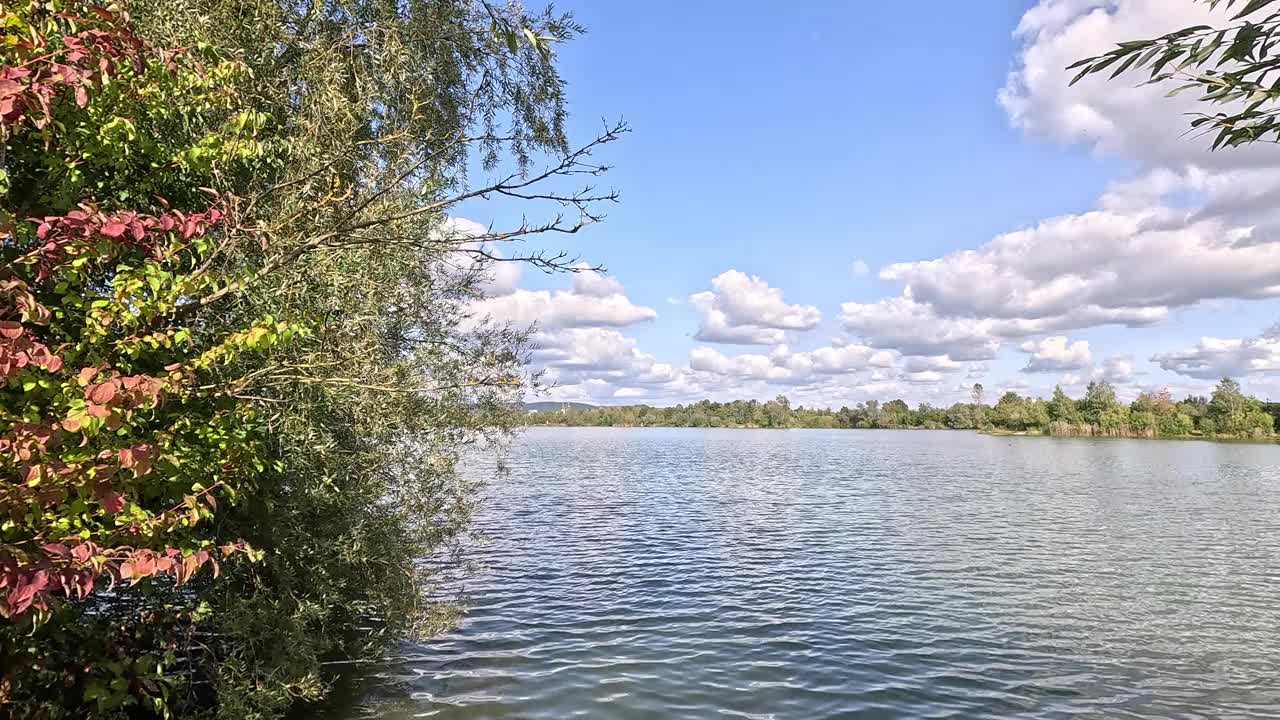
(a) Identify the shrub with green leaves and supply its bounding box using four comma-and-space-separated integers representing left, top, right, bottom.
0, 2, 296, 714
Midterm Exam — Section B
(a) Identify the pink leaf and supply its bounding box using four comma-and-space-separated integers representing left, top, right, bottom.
102, 492, 124, 513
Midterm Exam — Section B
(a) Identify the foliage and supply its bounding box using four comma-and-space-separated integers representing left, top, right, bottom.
0, 1, 289, 714
1070, 0, 1280, 149
4, 0, 617, 717
527, 378, 1276, 441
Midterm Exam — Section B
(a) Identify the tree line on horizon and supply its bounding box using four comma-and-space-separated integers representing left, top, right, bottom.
528, 378, 1278, 440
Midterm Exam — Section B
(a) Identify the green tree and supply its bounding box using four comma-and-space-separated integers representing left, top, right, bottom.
1209, 377, 1250, 431
5, 0, 624, 715
1082, 381, 1119, 426
125, 0, 623, 712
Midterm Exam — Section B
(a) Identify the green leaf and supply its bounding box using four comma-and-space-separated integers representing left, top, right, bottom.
1233, 0, 1278, 20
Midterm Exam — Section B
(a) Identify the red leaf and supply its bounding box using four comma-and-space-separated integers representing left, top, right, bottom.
70, 544, 92, 564
102, 492, 124, 513
100, 221, 127, 238
0, 321, 22, 339
88, 382, 116, 404
41, 543, 70, 558
74, 84, 87, 108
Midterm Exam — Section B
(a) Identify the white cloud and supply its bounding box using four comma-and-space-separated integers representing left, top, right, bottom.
533, 328, 703, 404
570, 267, 626, 298
690, 309, 789, 346
998, 0, 1280, 169
1020, 336, 1093, 373
1099, 354, 1137, 383
469, 275, 657, 330
851, 259, 870, 278
1152, 324, 1280, 380
439, 217, 523, 297
688, 341, 894, 387
904, 371, 946, 385
839, 296, 1002, 361
690, 347, 806, 385
902, 355, 963, 373
879, 209, 1280, 326
691, 270, 821, 345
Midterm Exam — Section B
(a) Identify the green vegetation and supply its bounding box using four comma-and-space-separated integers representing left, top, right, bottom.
528, 379, 1277, 441
1070, 0, 1280, 150
2, 0, 608, 717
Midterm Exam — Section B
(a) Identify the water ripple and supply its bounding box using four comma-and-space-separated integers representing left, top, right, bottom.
321, 428, 1280, 719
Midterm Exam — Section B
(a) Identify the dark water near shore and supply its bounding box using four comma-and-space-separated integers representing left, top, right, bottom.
323, 427, 1280, 719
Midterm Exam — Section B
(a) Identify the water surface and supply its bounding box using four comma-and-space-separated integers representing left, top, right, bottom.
325, 428, 1280, 719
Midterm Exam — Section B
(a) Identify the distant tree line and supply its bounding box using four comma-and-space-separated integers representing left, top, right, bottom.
528, 378, 1277, 440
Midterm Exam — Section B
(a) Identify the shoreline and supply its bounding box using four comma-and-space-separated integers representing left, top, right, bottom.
525, 423, 1280, 445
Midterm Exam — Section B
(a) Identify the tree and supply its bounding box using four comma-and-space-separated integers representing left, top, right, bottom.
994, 391, 1028, 430
1208, 376, 1274, 435
1209, 377, 1250, 431
1083, 381, 1119, 426
1049, 385, 1084, 423
5, 0, 624, 715
1070, 0, 1280, 150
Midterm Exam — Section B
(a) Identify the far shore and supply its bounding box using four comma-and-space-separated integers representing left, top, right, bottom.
525, 423, 1280, 445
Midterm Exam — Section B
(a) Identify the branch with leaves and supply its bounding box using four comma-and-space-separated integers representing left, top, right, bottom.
1070, 0, 1280, 149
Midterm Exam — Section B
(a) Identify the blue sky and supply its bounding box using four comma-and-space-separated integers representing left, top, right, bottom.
460, 0, 1280, 407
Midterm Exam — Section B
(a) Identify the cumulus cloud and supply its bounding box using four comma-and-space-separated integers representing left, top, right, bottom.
998, 0, 1280, 169
834, 1, 1280, 363
838, 296, 1002, 361
469, 274, 657, 330
569, 266, 627, 298
690, 347, 806, 385
1098, 354, 1137, 383
902, 355, 963, 373
851, 259, 870, 278
533, 328, 703, 404
689, 342, 896, 386
1020, 336, 1093, 373
691, 270, 821, 345
1152, 324, 1280, 380
468, 267, 681, 402
879, 210, 1280, 326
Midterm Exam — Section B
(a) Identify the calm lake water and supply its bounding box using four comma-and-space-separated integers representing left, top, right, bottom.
323, 427, 1280, 719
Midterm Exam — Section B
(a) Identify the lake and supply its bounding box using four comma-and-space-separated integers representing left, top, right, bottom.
323, 427, 1280, 719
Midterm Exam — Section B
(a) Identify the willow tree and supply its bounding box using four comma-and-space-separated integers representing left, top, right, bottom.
3, 0, 619, 715
1070, 0, 1280, 148
118, 0, 623, 716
